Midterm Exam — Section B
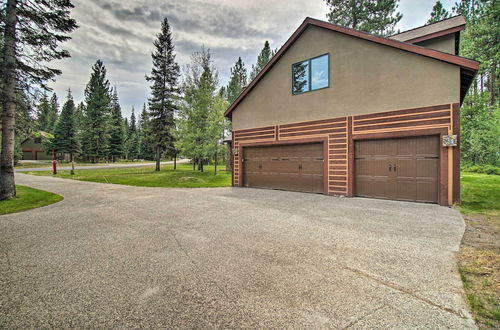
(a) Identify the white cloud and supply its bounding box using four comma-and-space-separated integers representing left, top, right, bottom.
49, 0, 457, 118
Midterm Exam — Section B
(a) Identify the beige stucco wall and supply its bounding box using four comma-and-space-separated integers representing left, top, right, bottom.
21, 138, 42, 149
231, 26, 461, 131
415, 34, 456, 54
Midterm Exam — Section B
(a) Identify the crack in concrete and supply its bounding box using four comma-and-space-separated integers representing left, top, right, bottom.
342, 302, 390, 329
343, 265, 469, 320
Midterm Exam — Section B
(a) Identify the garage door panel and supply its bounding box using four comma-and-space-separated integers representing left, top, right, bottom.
355, 136, 439, 203
301, 159, 323, 175
396, 159, 416, 177
356, 159, 390, 177
416, 181, 438, 202
416, 158, 439, 178
397, 180, 417, 201
416, 136, 439, 156
243, 143, 324, 193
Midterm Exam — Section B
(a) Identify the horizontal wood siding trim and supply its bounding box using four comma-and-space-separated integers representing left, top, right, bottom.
234, 126, 275, 134
353, 110, 451, 125
353, 104, 450, 120
280, 122, 346, 133
279, 117, 346, 128
236, 134, 275, 141
234, 129, 275, 137
280, 129, 345, 137
354, 118, 450, 131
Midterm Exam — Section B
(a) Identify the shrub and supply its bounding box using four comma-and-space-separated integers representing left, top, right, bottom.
462, 164, 500, 175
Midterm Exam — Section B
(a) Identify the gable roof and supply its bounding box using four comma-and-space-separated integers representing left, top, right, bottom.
20, 130, 53, 145
390, 15, 465, 43
224, 17, 478, 118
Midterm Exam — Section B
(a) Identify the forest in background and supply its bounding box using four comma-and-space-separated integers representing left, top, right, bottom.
1, 0, 498, 192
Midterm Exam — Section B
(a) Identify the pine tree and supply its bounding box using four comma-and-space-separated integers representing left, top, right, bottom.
80, 60, 111, 163
0, 0, 77, 200
146, 17, 180, 171
108, 88, 124, 162
250, 41, 274, 80
138, 104, 155, 160
49, 93, 59, 131
324, 0, 402, 36
226, 57, 247, 103
127, 107, 139, 160
51, 89, 80, 174
75, 102, 85, 130
427, 1, 451, 24
37, 94, 53, 132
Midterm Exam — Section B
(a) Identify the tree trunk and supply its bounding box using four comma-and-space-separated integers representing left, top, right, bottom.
0, 0, 18, 200
193, 159, 196, 170
173, 152, 176, 170
155, 145, 160, 171
490, 61, 496, 106
199, 158, 204, 172
70, 153, 75, 175
214, 145, 218, 175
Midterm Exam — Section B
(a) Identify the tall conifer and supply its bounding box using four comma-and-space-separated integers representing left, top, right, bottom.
108, 88, 124, 162
0, 0, 77, 200
226, 57, 247, 103
51, 90, 79, 174
146, 18, 180, 171
80, 60, 111, 163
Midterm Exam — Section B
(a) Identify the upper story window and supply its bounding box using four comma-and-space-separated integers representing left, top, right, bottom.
292, 53, 329, 95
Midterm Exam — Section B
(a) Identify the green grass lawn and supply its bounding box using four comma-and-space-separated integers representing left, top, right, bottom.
458, 172, 500, 329
460, 172, 500, 218
0, 185, 63, 215
28, 163, 232, 188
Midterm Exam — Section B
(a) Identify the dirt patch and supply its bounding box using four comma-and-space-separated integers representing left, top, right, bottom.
458, 214, 500, 329
462, 215, 500, 251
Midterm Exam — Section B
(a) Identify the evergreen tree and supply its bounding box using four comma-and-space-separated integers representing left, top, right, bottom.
37, 94, 53, 132
146, 17, 180, 171
127, 107, 140, 159
108, 88, 124, 162
51, 90, 80, 174
80, 60, 111, 163
427, 1, 451, 24
324, 0, 402, 36
250, 41, 274, 80
138, 104, 155, 160
0, 0, 77, 200
75, 102, 85, 130
49, 93, 59, 131
122, 117, 130, 158
226, 57, 247, 103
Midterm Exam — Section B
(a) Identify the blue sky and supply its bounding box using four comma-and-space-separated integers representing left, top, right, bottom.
49, 0, 457, 118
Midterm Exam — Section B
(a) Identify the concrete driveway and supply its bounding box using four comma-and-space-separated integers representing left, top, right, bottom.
1, 174, 475, 328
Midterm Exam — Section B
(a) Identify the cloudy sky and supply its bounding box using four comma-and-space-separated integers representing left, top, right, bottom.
49, 0, 457, 118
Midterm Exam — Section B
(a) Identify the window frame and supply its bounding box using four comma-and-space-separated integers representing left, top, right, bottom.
291, 53, 330, 95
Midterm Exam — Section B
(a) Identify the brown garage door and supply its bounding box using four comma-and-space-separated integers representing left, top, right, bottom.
243, 143, 324, 193
355, 136, 439, 203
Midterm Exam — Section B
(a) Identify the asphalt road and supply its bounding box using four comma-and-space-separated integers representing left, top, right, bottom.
15, 159, 190, 172
0, 174, 476, 328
